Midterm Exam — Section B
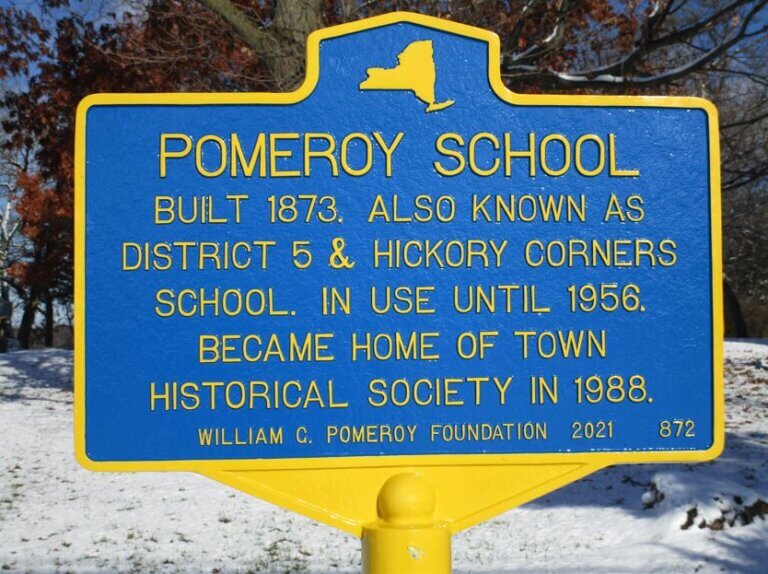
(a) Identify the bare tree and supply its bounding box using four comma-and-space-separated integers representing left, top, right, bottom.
0, 148, 25, 351
499, 0, 768, 91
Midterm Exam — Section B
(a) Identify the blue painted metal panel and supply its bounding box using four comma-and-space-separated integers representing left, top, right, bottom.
82, 22, 716, 461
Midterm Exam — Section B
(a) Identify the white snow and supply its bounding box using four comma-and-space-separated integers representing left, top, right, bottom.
1, 343, 767, 573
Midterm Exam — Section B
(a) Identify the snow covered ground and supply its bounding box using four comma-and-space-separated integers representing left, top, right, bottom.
1, 342, 766, 573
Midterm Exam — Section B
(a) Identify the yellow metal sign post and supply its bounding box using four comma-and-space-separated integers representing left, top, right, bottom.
76, 12, 723, 573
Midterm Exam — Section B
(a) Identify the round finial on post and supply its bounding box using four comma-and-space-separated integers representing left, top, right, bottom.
362, 472, 451, 574
377, 472, 436, 526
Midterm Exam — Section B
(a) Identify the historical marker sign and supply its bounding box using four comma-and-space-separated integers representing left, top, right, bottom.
76, 13, 723, 536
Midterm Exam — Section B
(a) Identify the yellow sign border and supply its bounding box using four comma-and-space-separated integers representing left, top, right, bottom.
74, 12, 724, 477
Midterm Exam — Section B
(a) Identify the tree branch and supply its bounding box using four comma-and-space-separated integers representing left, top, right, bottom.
503, 0, 768, 90
195, 0, 277, 54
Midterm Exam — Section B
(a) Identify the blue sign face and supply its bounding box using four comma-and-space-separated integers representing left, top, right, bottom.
76, 17, 722, 466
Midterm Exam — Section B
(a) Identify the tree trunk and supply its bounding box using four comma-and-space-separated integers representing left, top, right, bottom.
0, 283, 9, 353
197, 0, 325, 90
723, 276, 748, 338
271, 0, 325, 89
44, 290, 54, 347
18, 290, 39, 350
